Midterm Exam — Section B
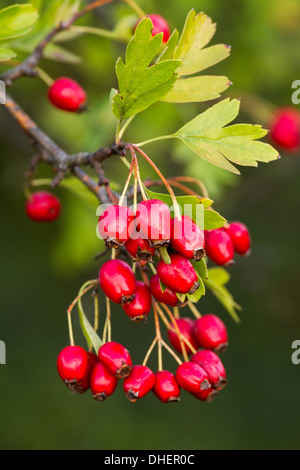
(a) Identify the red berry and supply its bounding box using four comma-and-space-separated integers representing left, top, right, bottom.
193, 388, 218, 402
136, 199, 171, 247
123, 281, 152, 322
90, 361, 118, 402
57, 346, 88, 393
176, 362, 211, 394
48, 77, 87, 112
98, 342, 132, 378
149, 274, 180, 307
224, 221, 251, 256
153, 371, 181, 403
81, 352, 99, 392
157, 253, 199, 295
98, 205, 135, 248
148, 14, 171, 42
205, 229, 235, 266
99, 260, 136, 304
26, 191, 61, 222
192, 350, 227, 391
270, 108, 300, 151
125, 236, 156, 265
168, 318, 199, 355
123, 365, 155, 402
171, 215, 205, 261
193, 315, 228, 353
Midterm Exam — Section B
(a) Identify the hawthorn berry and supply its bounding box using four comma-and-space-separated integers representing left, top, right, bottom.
193, 315, 228, 352
90, 361, 118, 402
123, 365, 156, 402
149, 274, 180, 307
168, 317, 199, 355
26, 191, 61, 222
153, 371, 181, 403
136, 14, 171, 43
171, 215, 205, 261
125, 236, 156, 265
81, 352, 99, 392
269, 108, 300, 151
99, 260, 136, 304
175, 362, 211, 394
193, 388, 218, 402
48, 77, 87, 112
205, 229, 235, 266
136, 199, 171, 247
98, 341, 132, 378
224, 221, 251, 256
157, 253, 199, 295
123, 281, 152, 322
57, 346, 88, 393
192, 350, 227, 391
98, 205, 135, 248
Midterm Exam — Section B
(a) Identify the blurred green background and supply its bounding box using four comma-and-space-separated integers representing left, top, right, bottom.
1, 0, 300, 450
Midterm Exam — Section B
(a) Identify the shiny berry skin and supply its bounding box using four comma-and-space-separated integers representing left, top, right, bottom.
48, 78, 87, 112
90, 361, 118, 402
125, 236, 156, 266
224, 222, 251, 256
192, 350, 227, 391
205, 229, 235, 266
99, 260, 136, 304
171, 215, 205, 261
136, 199, 171, 247
270, 108, 300, 151
26, 191, 61, 222
123, 365, 155, 402
168, 317, 199, 355
193, 315, 228, 353
123, 281, 152, 322
149, 274, 179, 307
81, 352, 99, 392
98, 342, 132, 378
98, 205, 135, 248
157, 253, 199, 295
153, 371, 181, 403
176, 362, 211, 394
193, 388, 218, 402
57, 346, 88, 393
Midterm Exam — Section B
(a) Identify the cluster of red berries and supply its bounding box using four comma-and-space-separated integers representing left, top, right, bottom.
57, 333, 227, 403
270, 108, 300, 153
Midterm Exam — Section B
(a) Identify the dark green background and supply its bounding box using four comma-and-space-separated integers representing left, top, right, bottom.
0, 0, 300, 450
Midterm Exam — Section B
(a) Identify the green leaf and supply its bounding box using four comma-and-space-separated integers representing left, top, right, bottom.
157, 29, 180, 62
205, 270, 241, 323
175, 98, 280, 174
208, 267, 231, 286
193, 258, 208, 280
162, 75, 231, 103
112, 17, 181, 120
0, 47, 16, 61
173, 10, 231, 76
204, 208, 227, 230
187, 278, 205, 303
77, 283, 103, 353
0, 4, 38, 41
159, 247, 171, 264
159, 278, 167, 293
176, 292, 186, 303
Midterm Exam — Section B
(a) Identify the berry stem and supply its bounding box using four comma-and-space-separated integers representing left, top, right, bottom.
160, 304, 196, 360
118, 116, 136, 141
123, 0, 146, 18
155, 303, 171, 329
154, 304, 163, 371
142, 337, 158, 367
67, 281, 98, 316
173, 306, 180, 319
36, 67, 54, 86
94, 293, 99, 332
119, 159, 134, 206
168, 176, 210, 200
127, 144, 148, 201
187, 301, 202, 319
67, 312, 75, 347
103, 297, 112, 343
161, 340, 183, 366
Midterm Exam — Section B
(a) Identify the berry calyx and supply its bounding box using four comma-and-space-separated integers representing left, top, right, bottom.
192, 350, 227, 391
168, 317, 199, 355
175, 362, 211, 394
171, 215, 205, 261
149, 274, 180, 307
90, 361, 118, 402
205, 229, 235, 266
99, 260, 136, 304
193, 388, 218, 402
136, 199, 171, 247
57, 346, 88, 393
193, 314, 228, 353
224, 221, 251, 256
125, 236, 156, 266
98, 342, 132, 378
98, 205, 135, 249
123, 365, 155, 402
153, 371, 181, 403
26, 191, 61, 222
48, 77, 87, 112
157, 253, 199, 295
269, 108, 300, 151
81, 352, 99, 392
123, 281, 152, 322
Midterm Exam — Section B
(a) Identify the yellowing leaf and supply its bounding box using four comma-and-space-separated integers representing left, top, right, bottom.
162, 75, 230, 103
